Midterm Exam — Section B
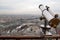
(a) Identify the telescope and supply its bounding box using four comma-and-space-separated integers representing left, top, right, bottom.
39, 4, 60, 28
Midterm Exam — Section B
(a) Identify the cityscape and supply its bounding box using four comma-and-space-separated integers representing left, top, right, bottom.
0, 0, 60, 40
0, 14, 42, 36
0, 14, 60, 36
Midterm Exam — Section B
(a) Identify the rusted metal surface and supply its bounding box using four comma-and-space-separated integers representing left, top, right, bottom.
0, 35, 60, 40
0, 36, 44, 39
44, 35, 60, 39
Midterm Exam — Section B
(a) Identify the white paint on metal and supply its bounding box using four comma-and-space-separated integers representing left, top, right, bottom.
43, 10, 54, 21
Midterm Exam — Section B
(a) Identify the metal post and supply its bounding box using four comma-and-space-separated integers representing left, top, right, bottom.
44, 19, 47, 34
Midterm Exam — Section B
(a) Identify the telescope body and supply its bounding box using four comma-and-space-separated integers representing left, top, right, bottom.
43, 10, 60, 28
46, 6, 58, 18
43, 10, 54, 21
48, 8, 58, 17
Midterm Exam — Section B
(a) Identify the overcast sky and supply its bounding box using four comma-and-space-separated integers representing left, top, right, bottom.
0, 0, 60, 15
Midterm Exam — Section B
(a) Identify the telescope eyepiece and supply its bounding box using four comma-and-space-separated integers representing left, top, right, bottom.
46, 6, 49, 11
39, 4, 43, 8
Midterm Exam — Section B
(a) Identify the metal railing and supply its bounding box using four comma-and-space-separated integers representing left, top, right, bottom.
0, 35, 60, 40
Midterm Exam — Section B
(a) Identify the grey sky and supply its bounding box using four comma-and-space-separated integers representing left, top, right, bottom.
0, 0, 60, 15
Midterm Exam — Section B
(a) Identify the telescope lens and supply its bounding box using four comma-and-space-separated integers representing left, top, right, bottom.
49, 18, 60, 28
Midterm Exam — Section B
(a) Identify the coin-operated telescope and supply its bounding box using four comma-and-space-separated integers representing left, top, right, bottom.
39, 4, 60, 35
39, 4, 60, 28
